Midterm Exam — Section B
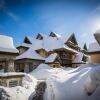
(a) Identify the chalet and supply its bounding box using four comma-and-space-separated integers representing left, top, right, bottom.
16, 32, 88, 72
87, 30, 100, 64
54, 46, 78, 66
0, 35, 25, 87
16, 48, 45, 73
0, 35, 19, 72
0, 72, 25, 87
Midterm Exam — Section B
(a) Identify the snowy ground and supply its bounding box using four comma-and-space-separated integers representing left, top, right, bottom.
0, 63, 100, 100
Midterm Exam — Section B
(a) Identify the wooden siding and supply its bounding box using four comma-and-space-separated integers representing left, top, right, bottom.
91, 53, 100, 63
17, 46, 28, 55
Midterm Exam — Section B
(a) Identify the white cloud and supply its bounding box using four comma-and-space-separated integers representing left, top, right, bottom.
0, 0, 19, 22
6, 11, 19, 21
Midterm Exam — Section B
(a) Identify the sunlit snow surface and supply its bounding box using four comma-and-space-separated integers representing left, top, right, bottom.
0, 63, 100, 100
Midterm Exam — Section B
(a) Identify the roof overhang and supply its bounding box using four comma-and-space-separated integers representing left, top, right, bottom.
86, 51, 100, 55
54, 47, 78, 54
94, 33, 100, 45
16, 58, 45, 61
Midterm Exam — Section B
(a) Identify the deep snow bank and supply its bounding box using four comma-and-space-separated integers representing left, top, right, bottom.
0, 63, 100, 100
44, 63, 100, 100
30, 64, 64, 80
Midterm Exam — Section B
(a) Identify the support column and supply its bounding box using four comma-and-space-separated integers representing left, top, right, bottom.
5, 59, 15, 72
24, 63, 29, 73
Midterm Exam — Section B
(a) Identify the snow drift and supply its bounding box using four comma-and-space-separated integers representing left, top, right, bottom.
0, 63, 100, 100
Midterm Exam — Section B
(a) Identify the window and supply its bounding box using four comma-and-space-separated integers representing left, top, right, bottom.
9, 80, 18, 87
60, 52, 68, 58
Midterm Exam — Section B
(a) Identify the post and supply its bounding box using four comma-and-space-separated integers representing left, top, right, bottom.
24, 63, 29, 73
5, 59, 15, 72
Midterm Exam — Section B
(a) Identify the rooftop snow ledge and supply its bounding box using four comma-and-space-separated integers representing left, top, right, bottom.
0, 35, 18, 53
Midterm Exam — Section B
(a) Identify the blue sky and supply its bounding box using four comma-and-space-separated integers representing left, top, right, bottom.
0, 0, 100, 47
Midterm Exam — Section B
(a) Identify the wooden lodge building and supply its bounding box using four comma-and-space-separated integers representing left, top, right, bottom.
16, 32, 89, 72
87, 30, 100, 64
0, 35, 19, 72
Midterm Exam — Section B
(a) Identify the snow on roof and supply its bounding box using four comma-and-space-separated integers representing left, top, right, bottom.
88, 42, 100, 52
94, 31, 100, 45
63, 45, 78, 53
95, 29, 100, 33
72, 53, 84, 63
16, 48, 45, 60
0, 47, 18, 53
19, 33, 79, 53
45, 53, 58, 63
17, 43, 31, 48
0, 72, 25, 77
59, 33, 72, 44
49, 32, 61, 38
0, 35, 18, 53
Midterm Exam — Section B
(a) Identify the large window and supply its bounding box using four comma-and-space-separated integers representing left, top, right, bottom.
60, 52, 68, 59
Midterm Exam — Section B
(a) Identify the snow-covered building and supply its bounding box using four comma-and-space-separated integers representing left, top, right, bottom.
16, 32, 88, 72
0, 35, 18, 72
87, 30, 100, 64
15, 48, 45, 73
0, 72, 25, 87
45, 53, 61, 67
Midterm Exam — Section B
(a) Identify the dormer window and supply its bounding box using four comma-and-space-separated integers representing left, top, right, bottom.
49, 32, 61, 38
49, 32, 56, 37
36, 33, 43, 40
24, 37, 32, 44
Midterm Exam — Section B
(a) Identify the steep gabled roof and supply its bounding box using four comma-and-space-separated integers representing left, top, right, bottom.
18, 32, 79, 53
45, 53, 58, 63
66, 33, 78, 45
0, 35, 18, 53
16, 48, 45, 60
88, 42, 100, 53
94, 30, 100, 45
23, 36, 32, 44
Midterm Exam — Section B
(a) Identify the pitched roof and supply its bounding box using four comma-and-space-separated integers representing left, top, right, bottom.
16, 48, 45, 60
0, 35, 18, 53
18, 32, 79, 53
45, 53, 58, 63
88, 42, 100, 53
94, 30, 100, 45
